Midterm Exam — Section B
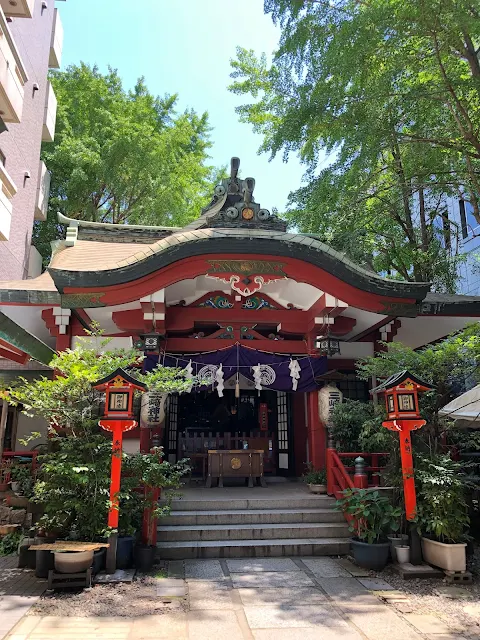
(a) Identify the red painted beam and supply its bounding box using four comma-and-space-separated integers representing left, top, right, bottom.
62, 253, 419, 315
0, 346, 29, 365
162, 337, 308, 354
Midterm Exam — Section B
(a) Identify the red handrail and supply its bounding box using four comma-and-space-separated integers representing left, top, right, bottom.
328, 450, 354, 499
327, 448, 389, 498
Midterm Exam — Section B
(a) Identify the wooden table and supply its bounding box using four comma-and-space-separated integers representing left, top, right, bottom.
206, 450, 267, 488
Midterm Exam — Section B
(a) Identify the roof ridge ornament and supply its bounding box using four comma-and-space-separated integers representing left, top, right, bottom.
200, 157, 287, 232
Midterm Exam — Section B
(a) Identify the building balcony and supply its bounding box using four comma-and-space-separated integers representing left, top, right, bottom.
0, 0, 33, 19
0, 160, 17, 241
49, 8, 63, 69
35, 160, 50, 221
0, 7, 28, 123
42, 80, 57, 142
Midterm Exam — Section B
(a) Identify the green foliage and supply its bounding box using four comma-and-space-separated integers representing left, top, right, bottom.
229, 0, 480, 290
6, 325, 191, 432
302, 464, 327, 485
357, 324, 480, 440
35, 63, 225, 263
415, 454, 477, 543
4, 325, 192, 541
330, 399, 375, 451
0, 531, 22, 556
336, 488, 402, 544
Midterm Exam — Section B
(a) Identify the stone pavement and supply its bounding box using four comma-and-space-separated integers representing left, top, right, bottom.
0, 555, 45, 640
5, 556, 468, 640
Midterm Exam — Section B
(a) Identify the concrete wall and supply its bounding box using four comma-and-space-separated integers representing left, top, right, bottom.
0, 0, 56, 280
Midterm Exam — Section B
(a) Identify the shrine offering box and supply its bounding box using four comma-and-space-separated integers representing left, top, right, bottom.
206, 450, 267, 488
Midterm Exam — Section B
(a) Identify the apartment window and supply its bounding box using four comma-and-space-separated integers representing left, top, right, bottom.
459, 200, 479, 239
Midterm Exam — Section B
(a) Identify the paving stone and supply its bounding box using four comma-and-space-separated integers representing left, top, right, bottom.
231, 571, 314, 589
341, 604, 424, 639
435, 586, 472, 599
167, 561, 185, 579
403, 614, 459, 634
226, 558, 300, 573
358, 578, 396, 591
186, 609, 245, 640
189, 587, 235, 610
156, 586, 186, 597
252, 630, 363, 640
184, 560, 225, 580
244, 604, 350, 629
376, 590, 410, 602
187, 580, 230, 591
315, 577, 379, 604
237, 587, 328, 607
301, 558, 351, 578
336, 558, 370, 577
131, 613, 188, 639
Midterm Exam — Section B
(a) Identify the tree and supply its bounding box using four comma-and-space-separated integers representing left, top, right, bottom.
36, 64, 223, 262
229, 1, 480, 290
356, 323, 480, 443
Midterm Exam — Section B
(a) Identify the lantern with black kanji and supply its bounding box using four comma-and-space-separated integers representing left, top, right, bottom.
374, 370, 432, 421
93, 369, 146, 420
371, 370, 433, 525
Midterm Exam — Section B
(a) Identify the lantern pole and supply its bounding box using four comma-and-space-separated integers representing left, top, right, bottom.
371, 371, 433, 565
92, 369, 147, 575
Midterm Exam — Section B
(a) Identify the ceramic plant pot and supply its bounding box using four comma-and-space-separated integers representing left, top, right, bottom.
54, 550, 94, 574
388, 533, 409, 560
10, 481, 23, 495
308, 484, 327, 494
421, 537, 467, 572
395, 545, 410, 564
351, 538, 390, 571
134, 544, 156, 572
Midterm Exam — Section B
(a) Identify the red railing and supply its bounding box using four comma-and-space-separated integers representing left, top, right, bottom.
326, 447, 389, 500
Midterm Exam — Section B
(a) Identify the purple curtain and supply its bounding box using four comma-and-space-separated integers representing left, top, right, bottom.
144, 344, 327, 392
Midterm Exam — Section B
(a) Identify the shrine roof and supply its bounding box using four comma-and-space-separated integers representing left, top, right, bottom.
46, 227, 431, 302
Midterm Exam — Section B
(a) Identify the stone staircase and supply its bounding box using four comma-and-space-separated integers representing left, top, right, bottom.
157, 491, 351, 559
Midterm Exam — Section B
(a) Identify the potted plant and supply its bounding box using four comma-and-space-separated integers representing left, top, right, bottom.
336, 488, 402, 570
10, 465, 31, 496
415, 454, 473, 572
124, 449, 190, 572
303, 465, 327, 494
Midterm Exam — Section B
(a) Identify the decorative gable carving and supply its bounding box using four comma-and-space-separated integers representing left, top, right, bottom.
202, 157, 287, 231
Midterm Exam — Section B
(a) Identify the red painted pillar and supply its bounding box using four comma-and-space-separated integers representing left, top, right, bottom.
307, 390, 326, 469
108, 425, 123, 529
398, 423, 417, 521
140, 427, 151, 453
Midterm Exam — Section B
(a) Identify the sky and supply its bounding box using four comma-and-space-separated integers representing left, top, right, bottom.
57, 0, 307, 212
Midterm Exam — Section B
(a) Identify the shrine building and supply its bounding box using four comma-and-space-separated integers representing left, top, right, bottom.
1, 157, 480, 478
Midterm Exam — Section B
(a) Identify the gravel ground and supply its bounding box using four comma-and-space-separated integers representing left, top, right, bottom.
370, 545, 480, 639
29, 573, 187, 618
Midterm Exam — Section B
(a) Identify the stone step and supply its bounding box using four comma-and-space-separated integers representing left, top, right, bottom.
156, 537, 351, 559
157, 521, 350, 542
162, 507, 345, 526
163, 496, 335, 512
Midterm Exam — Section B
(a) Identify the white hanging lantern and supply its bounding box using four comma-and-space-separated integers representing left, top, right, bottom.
185, 359, 194, 393
289, 358, 301, 391
216, 363, 225, 397
252, 363, 263, 391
